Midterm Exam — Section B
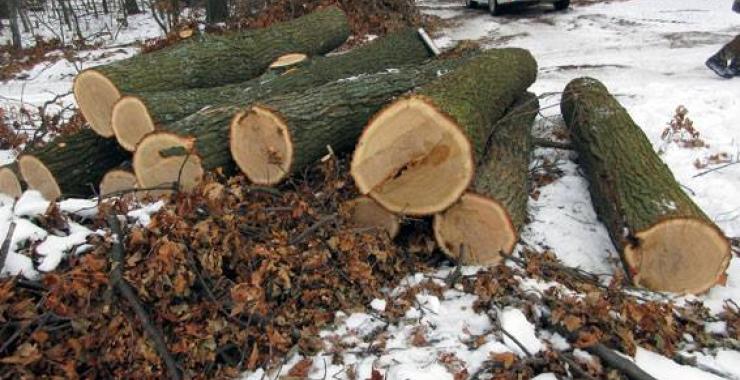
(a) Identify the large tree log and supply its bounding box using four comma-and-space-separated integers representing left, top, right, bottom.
74, 6, 350, 138
434, 93, 538, 265
561, 77, 730, 294
0, 163, 23, 198
18, 129, 129, 200
350, 48, 537, 215
111, 28, 435, 151
133, 56, 471, 192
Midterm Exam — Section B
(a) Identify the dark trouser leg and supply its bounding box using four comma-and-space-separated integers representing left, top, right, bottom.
706, 35, 740, 78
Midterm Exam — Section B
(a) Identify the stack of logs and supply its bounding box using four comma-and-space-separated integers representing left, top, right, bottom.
0, 6, 730, 295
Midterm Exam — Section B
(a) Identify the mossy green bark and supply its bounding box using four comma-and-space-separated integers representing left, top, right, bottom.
473, 92, 538, 231
131, 28, 434, 126
416, 48, 538, 161
89, 7, 350, 93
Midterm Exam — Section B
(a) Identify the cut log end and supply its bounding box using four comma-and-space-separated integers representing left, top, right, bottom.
344, 196, 401, 239
111, 96, 156, 152
269, 53, 308, 69
350, 97, 474, 215
230, 107, 293, 186
623, 218, 730, 294
133, 132, 204, 196
18, 155, 61, 200
73, 70, 121, 138
433, 193, 517, 266
100, 169, 139, 198
0, 167, 22, 198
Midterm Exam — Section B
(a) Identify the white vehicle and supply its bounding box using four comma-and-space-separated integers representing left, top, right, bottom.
466, 0, 570, 15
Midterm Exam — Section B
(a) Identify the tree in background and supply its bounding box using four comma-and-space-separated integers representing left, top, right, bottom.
8, 0, 22, 48
206, 0, 228, 23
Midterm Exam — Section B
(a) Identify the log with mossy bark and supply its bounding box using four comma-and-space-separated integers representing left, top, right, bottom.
351, 48, 537, 216
132, 56, 472, 193
18, 129, 130, 200
433, 93, 538, 266
561, 77, 730, 294
111, 28, 436, 151
0, 163, 24, 198
74, 6, 350, 138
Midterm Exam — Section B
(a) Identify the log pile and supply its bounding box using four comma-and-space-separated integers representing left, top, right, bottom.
1, 7, 731, 297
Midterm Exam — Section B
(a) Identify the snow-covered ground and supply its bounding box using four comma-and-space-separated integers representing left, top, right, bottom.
0, 0, 739, 379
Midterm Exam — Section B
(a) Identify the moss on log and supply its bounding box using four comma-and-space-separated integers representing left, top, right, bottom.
133, 56, 469, 192
74, 7, 350, 137
19, 129, 130, 200
434, 93, 538, 265
561, 77, 730, 294
351, 48, 538, 215
111, 28, 435, 151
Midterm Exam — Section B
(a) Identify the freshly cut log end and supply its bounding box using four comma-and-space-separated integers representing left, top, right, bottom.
433, 193, 517, 266
623, 218, 730, 294
351, 97, 474, 216
73, 69, 121, 137
269, 53, 308, 69
0, 167, 22, 198
111, 96, 156, 151
18, 155, 62, 200
100, 169, 139, 198
344, 196, 401, 239
133, 132, 204, 196
230, 107, 293, 185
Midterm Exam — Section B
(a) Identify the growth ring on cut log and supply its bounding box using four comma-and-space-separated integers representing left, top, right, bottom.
18, 155, 62, 200
351, 97, 474, 215
344, 196, 401, 239
433, 193, 517, 266
623, 218, 729, 294
0, 167, 22, 198
230, 107, 293, 185
111, 96, 157, 151
100, 169, 140, 199
133, 132, 204, 195
73, 70, 121, 137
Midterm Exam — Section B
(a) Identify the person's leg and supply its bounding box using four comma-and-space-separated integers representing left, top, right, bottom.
706, 35, 740, 78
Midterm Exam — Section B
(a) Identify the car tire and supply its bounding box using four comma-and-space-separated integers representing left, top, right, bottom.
554, 0, 570, 11
488, 0, 502, 15
465, 0, 477, 8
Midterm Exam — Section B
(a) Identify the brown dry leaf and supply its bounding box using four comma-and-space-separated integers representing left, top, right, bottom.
287, 358, 313, 378
410, 326, 428, 347
369, 368, 383, 380
31, 330, 49, 344
562, 315, 583, 332
490, 352, 516, 369
0, 343, 42, 365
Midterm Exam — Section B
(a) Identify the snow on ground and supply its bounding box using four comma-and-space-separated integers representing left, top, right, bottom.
0, 0, 739, 378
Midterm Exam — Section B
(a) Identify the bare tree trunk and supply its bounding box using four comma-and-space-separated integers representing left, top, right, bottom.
0, 0, 9, 19
8, 0, 22, 49
124, 0, 141, 14
102, 0, 109, 13
206, 0, 227, 23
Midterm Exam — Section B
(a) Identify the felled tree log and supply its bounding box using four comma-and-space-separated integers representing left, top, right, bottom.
0, 164, 23, 198
351, 48, 537, 215
434, 93, 538, 265
133, 56, 470, 192
19, 129, 129, 200
561, 77, 730, 294
111, 29, 435, 151
99, 168, 146, 202
343, 197, 401, 239
74, 6, 350, 138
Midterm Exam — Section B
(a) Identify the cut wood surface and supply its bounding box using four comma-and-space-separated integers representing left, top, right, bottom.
135, 56, 469, 192
0, 164, 23, 198
99, 169, 141, 200
19, 129, 130, 200
75, 6, 350, 137
351, 48, 537, 215
434, 93, 538, 265
344, 196, 401, 238
268, 53, 308, 69
111, 28, 434, 151
561, 77, 730, 294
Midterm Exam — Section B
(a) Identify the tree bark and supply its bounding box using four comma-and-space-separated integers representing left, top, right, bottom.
8, 0, 22, 49
124, 0, 141, 14
132, 56, 470, 191
351, 48, 538, 215
206, 0, 228, 23
433, 93, 538, 265
111, 28, 435, 151
561, 77, 730, 294
74, 6, 350, 137
19, 129, 130, 200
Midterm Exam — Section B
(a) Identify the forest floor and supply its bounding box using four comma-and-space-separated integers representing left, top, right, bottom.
0, 0, 739, 379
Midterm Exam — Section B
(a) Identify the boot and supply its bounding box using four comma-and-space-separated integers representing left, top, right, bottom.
705, 54, 733, 79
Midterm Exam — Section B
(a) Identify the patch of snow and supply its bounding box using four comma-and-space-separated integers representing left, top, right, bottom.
36, 221, 92, 272
127, 200, 165, 226
704, 321, 727, 335
14, 191, 51, 217
532, 374, 558, 380
499, 307, 543, 357
694, 350, 740, 380
59, 198, 99, 218
635, 347, 724, 380
370, 298, 387, 312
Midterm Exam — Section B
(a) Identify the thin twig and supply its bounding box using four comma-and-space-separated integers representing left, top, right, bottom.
289, 214, 337, 245
693, 161, 740, 178
533, 137, 574, 150
0, 222, 17, 272
107, 215, 182, 380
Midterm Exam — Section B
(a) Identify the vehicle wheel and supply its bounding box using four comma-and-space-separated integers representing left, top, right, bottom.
554, 0, 570, 11
465, 0, 477, 8
488, 0, 502, 15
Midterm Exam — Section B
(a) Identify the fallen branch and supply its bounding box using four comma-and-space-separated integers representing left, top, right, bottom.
106, 215, 182, 380
532, 137, 574, 150
585, 344, 657, 380
0, 221, 17, 273
289, 214, 337, 245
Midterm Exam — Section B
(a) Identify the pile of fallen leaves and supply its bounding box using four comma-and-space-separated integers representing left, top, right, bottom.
0, 159, 436, 378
